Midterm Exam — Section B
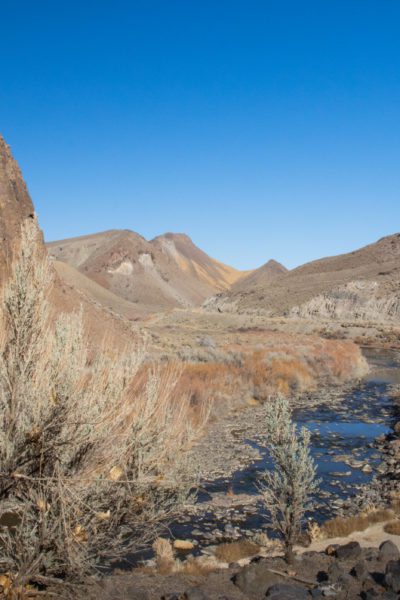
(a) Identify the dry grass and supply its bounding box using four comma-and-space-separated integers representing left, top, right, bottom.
151, 538, 219, 575
178, 556, 219, 575
214, 539, 260, 563
384, 521, 400, 535
391, 497, 400, 515
307, 521, 323, 542
177, 336, 367, 414
321, 509, 395, 538
152, 538, 175, 573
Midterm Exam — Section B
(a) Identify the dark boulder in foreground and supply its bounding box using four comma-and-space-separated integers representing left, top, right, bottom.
335, 541, 362, 561
266, 583, 310, 599
385, 560, 400, 593
379, 540, 400, 562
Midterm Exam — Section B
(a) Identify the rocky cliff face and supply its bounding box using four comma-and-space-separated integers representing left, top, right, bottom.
0, 136, 38, 282
291, 280, 400, 323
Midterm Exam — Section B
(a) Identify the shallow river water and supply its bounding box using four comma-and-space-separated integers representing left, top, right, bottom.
170, 348, 400, 547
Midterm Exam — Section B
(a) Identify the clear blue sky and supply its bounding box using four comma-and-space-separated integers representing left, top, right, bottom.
1, 1, 399, 269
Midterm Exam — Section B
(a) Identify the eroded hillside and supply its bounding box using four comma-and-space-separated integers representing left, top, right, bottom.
206, 234, 400, 324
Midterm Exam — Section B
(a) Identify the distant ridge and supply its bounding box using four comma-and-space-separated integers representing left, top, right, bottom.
230, 259, 288, 292
205, 234, 400, 322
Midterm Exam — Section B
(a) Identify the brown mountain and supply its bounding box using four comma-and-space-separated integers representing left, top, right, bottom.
47, 230, 247, 314
206, 235, 400, 322
230, 259, 288, 292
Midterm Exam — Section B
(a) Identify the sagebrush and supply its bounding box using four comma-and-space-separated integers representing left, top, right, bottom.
259, 395, 319, 563
0, 219, 204, 590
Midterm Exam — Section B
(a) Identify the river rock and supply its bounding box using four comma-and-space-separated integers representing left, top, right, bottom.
327, 561, 345, 583
379, 540, 400, 562
335, 541, 362, 561
362, 463, 373, 473
232, 561, 285, 595
325, 544, 338, 556
389, 439, 400, 454
385, 560, 400, 592
173, 539, 195, 551
183, 588, 208, 600
265, 583, 310, 599
351, 559, 369, 581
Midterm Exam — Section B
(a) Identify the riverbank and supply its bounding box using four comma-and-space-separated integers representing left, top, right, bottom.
157, 349, 399, 556
75, 348, 400, 599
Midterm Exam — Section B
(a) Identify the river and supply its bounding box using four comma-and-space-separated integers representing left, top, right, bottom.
169, 347, 400, 551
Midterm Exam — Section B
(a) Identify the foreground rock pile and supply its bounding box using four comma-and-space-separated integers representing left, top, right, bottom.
161, 540, 400, 599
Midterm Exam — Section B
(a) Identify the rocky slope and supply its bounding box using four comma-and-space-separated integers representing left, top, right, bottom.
230, 259, 288, 292
0, 135, 37, 281
47, 230, 248, 314
206, 234, 400, 323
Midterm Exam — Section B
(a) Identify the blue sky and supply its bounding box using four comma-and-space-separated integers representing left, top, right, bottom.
1, 1, 399, 269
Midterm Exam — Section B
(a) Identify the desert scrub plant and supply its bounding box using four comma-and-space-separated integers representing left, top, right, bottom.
322, 509, 395, 538
0, 219, 203, 591
214, 539, 260, 563
258, 395, 319, 563
384, 520, 400, 535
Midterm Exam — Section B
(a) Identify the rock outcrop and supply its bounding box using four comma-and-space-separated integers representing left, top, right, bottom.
0, 135, 38, 282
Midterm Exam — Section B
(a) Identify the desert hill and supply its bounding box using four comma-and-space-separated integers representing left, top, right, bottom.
230, 259, 288, 292
205, 234, 400, 322
47, 230, 248, 314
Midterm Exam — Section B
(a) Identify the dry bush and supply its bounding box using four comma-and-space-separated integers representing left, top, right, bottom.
176, 555, 219, 575
259, 395, 319, 563
214, 539, 260, 563
150, 540, 218, 576
384, 520, 400, 535
178, 362, 238, 411
322, 509, 394, 538
307, 521, 324, 542
391, 497, 400, 515
152, 538, 175, 573
0, 220, 206, 590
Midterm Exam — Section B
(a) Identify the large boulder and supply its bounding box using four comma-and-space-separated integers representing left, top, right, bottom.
379, 540, 400, 562
266, 583, 310, 599
183, 589, 209, 600
232, 561, 285, 595
335, 541, 362, 561
351, 559, 369, 581
385, 560, 400, 593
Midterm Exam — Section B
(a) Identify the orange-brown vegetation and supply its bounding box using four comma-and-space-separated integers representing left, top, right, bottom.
178, 335, 367, 412
321, 509, 395, 538
214, 539, 260, 563
384, 521, 400, 535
